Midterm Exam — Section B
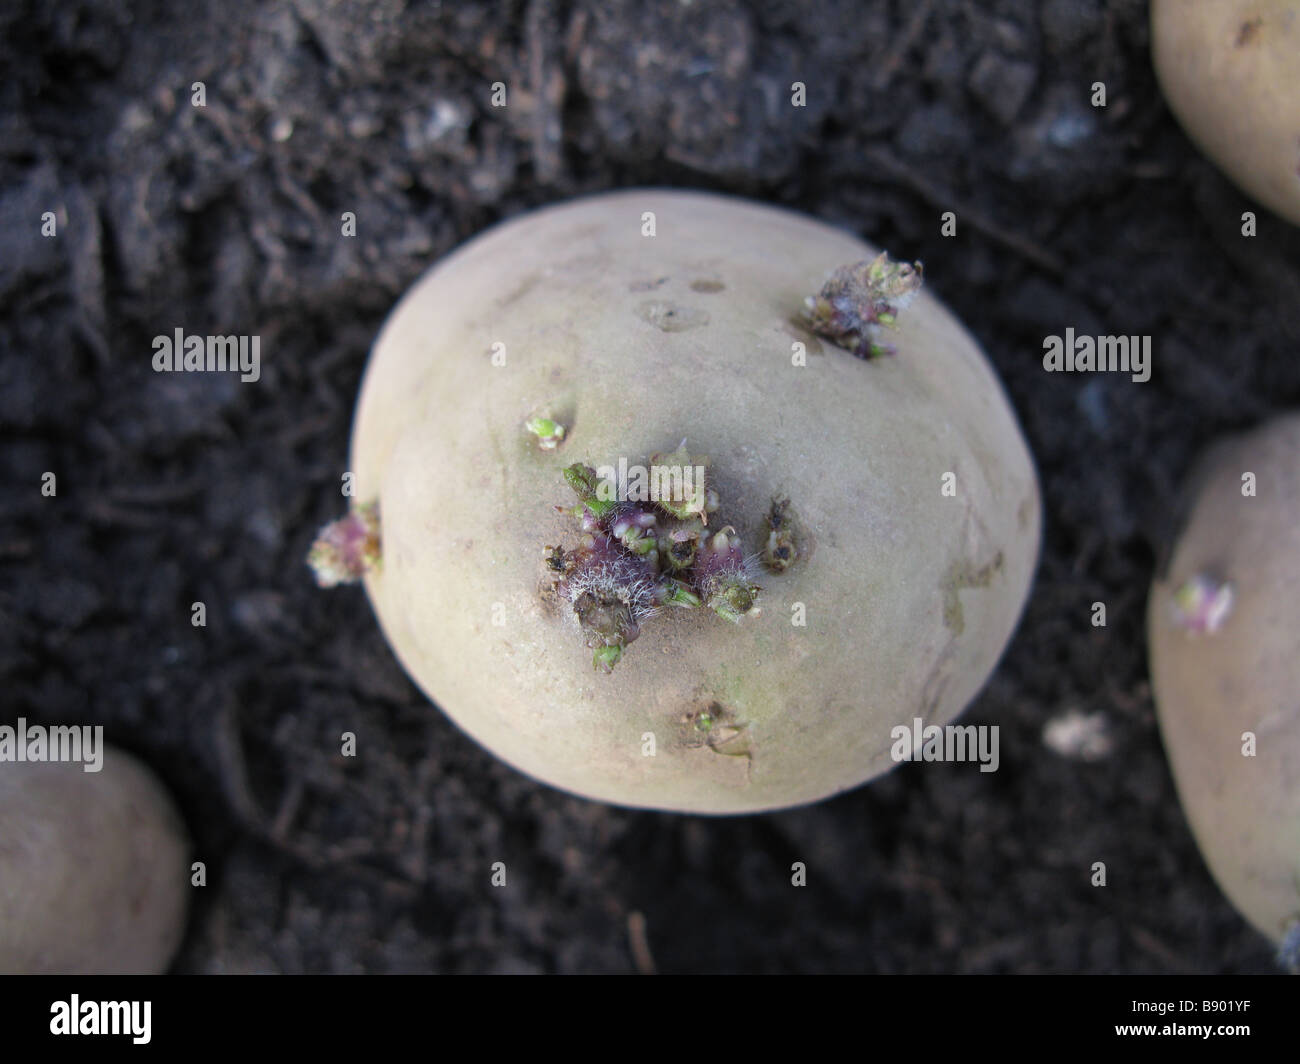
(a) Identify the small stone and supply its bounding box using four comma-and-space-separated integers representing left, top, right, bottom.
269, 115, 294, 142
1043, 710, 1113, 761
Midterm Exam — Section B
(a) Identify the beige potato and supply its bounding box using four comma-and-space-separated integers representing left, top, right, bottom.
0, 745, 191, 973
1152, 0, 1300, 225
1148, 413, 1300, 943
350, 189, 1040, 813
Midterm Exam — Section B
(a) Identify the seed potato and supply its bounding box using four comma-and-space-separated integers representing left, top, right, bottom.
0, 746, 190, 973
348, 189, 1041, 813
1148, 413, 1300, 943
1151, 0, 1300, 225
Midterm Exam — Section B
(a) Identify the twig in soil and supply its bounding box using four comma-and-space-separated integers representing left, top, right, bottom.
213, 697, 264, 826
270, 775, 305, 841
212, 696, 382, 871
1127, 924, 1192, 971
272, 155, 326, 226
563, 6, 588, 67
863, 147, 1065, 275
870, 0, 934, 91
526, 0, 565, 184
627, 911, 657, 975
196, 100, 247, 155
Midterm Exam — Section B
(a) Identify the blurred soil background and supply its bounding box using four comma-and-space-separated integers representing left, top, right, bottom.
3, 0, 1299, 972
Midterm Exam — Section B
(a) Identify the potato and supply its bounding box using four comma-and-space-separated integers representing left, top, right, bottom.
1151, 0, 1300, 225
346, 189, 1040, 813
0, 745, 191, 973
1148, 413, 1300, 944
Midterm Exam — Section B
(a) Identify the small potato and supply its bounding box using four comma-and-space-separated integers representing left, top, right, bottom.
1151, 0, 1300, 225
1148, 413, 1300, 944
346, 190, 1040, 813
0, 745, 191, 973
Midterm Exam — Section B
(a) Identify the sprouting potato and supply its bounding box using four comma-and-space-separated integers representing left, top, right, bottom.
1148, 413, 1300, 947
320, 189, 1041, 813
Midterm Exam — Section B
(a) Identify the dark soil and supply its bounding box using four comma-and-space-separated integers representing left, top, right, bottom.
3, 0, 1298, 974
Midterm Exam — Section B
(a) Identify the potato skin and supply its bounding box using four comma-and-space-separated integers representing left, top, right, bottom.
1148, 414, 1300, 943
0, 746, 191, 973
352, 190, 1040, 813
1151, 0, 1300, 225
